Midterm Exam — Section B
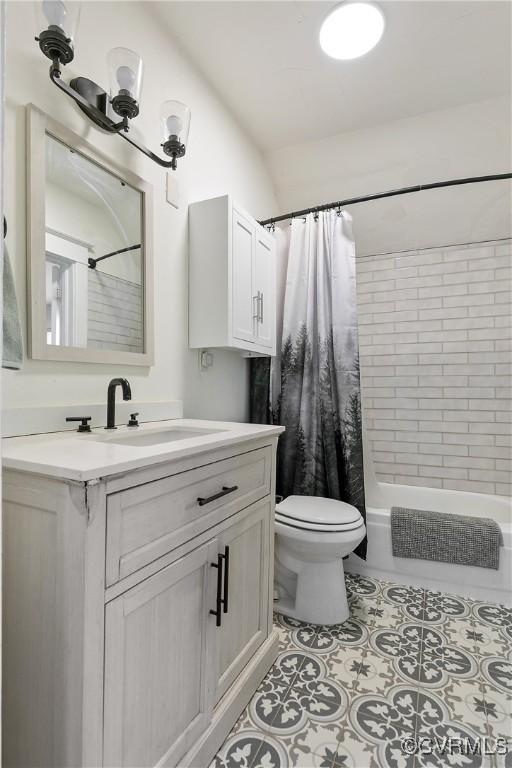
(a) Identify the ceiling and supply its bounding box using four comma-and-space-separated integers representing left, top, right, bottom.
151, 1, 511, 151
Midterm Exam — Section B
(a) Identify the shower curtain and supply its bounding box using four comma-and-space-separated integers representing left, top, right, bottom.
250, 210, 366, 558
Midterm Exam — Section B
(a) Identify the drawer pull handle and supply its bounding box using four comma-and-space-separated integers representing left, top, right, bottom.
221, 546, 230, 614
210, 553, 224, 627
197, 485, 238, 507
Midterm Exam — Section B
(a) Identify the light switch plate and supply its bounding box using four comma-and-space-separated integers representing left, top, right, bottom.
166, 173, 179, 208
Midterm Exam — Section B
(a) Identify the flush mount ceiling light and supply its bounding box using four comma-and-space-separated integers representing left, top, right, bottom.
319, 1, 385, 60
35, 0, 190, 170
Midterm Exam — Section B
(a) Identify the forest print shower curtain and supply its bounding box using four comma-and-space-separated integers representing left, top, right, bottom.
250, 210, 366, 558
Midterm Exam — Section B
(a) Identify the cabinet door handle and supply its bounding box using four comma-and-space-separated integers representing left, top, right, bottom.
253, 294, 259, 320
259, 292, 264, 324
221, 546, 230, 614
209, 553, 223, 627
197, 485, 238, 507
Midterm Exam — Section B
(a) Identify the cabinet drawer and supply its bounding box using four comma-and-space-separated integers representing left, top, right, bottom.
106, 446, 272, 586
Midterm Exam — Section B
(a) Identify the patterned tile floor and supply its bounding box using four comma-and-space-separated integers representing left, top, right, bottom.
211, 573, 512, 768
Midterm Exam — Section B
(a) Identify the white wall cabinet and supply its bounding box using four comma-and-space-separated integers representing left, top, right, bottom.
3, 436, 280, 768
189, 195, 276, 356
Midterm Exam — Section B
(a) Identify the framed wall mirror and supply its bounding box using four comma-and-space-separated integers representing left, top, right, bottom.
27, 104, 154, 365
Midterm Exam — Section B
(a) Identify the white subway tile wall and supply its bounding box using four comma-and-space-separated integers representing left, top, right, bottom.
88, 270, 143, 353
356, 239, 512, 497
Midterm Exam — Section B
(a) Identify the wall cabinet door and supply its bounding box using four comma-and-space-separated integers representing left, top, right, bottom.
214, 499, 271, 703
190, 195, 276, 355
253, 230, 275, 350
103, 540, 218, 768
232, 207, 256, 344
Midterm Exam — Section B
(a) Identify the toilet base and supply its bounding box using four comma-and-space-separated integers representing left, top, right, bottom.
275, 556, 350, 626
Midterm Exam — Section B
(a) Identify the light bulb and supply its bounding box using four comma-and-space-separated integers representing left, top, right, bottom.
166, 114, 183, 138
116, 65, 136, 94
42, 0, 67, 29
319, 2, 385, 60
160, 100, 190, 151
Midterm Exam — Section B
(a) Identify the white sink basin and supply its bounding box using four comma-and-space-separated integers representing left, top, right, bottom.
92, 426, 225, 447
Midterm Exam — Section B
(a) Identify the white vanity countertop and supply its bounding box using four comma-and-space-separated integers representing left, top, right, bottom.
2, 419, 284, 482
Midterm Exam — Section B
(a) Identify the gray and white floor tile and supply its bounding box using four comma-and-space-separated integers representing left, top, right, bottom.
212, 574, 511, 768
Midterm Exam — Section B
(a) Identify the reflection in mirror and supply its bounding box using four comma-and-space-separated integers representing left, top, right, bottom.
45, 133, 144, 353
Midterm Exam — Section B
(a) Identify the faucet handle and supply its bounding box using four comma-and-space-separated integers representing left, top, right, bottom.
128, 412, 140, 427
66, 416, 92, 433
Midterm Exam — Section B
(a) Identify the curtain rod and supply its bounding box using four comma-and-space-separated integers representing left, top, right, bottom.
259, 172, 512, 227
88, 243, 141, 270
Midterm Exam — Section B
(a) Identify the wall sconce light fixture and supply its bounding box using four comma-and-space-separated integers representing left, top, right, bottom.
35, 0, 190, 170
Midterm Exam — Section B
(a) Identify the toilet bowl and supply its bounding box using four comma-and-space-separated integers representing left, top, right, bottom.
274, 495, 366, 626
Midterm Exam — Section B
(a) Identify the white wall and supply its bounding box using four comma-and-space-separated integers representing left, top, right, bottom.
3, 1, 277, 421
266, 97, 512, 256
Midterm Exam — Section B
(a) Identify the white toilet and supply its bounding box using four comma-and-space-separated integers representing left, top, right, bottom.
274, 495, 366, 626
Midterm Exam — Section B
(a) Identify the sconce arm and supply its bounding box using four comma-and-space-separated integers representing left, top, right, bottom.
118, 130, 176, 169
49, 63, 179, 168
49, 64, 126, 133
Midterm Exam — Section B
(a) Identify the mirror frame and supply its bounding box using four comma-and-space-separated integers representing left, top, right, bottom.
26, 104, 155, 366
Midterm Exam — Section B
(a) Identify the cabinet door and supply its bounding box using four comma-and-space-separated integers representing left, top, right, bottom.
214, 499, 271, 703
232, 207, 256, 344
103, 540, 218, 768
253, 229, 276, 350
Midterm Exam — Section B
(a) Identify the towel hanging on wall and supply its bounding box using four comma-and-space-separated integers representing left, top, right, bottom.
2, 222, 23, 369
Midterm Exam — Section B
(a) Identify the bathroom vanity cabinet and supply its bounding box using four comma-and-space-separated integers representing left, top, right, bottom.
189, 195, 276, 356
3, 424, 282, 768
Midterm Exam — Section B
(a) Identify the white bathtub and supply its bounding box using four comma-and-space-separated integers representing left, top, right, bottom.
347, 482, 512, 607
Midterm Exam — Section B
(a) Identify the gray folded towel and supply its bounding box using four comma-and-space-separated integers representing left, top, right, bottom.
391, 506, 503, 570
2, 244, 23, 369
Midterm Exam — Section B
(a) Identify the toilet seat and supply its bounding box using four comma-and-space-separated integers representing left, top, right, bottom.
275, 513, 364, 533
275, 495, 362, 533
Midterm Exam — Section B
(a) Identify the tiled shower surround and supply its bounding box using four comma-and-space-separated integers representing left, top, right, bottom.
356, 239, 512, 497
212, 574, 512, 768
88, 270, 143, 353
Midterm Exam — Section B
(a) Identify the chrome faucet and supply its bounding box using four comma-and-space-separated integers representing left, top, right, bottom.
106, 378, 132, 430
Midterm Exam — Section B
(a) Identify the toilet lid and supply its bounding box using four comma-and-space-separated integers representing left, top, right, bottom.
275, 495, 361, 526
275, 512, 364, 533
